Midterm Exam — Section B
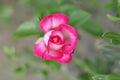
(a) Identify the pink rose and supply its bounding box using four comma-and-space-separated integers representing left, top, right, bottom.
34, 13, 78, 64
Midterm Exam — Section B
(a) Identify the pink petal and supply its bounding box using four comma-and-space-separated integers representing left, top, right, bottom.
40, 15, 52, 32
44, 30, 53, 46
57, 54, 72, 64
44, 30, 64, 50
48, 30, 64, 50
34, 40, 47, 59
52, 30, 64, 42
46, 50, 63, 59
34, 40, 63, 60
49, 42, 64, 50
52, 13, 69, 28
40, 13, 69, 32
44, 30, 64, 46
57, 24, 78, 54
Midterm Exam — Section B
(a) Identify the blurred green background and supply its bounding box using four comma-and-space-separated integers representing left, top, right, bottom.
0, 0, 120, 80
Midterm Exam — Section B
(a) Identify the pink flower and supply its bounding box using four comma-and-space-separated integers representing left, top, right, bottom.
34, 13, 78, 64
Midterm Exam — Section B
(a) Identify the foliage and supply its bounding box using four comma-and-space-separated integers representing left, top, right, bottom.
102, 32, 120, 45
0, 5, 13, 23
2, 0, 120, 80
14, 17, 44, 38
3, 46, 62, 80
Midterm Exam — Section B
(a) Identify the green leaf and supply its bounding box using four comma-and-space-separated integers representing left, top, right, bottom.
35, 69, 49, 80
111, 39, 120, 45
60, 4, 91, 26
54, 0, 63, 4
84, 58, 95, 71
93, 74, 120, 80
14, 63, 29, 73
69, 10, 91, 26
14, 63, 30, 77
23, 48, 40, 61
107, 14, 120, 22
101, 47, 120, 68
118, 0, 120, 16
104, 0, 117, 10
14, 17, 44, 38
60, 4, 77, 15
3, 46, 19, 59
84, 58, 106, 74
0, 5, 13, 23
81, 20, 103, 37
78, 73, 92, 80
15, 67, 23, 73
92, 75, 107, 80
102, 32, 120, 39
0, 6, 13, 19
43, 60, 61, 71
18, 0, 31, 5
108, 74, 120, 80
74, 58, 95, 74
102, 32, 120, 45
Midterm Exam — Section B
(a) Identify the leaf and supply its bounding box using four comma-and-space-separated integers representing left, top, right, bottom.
60, 4, 77, 15
69, 10, 91, 26
0, 6, 13, 23
78, 73, 92, 80
54, 0, 63, 4
81, 20, 103, 37
60, 4, 91, 26
3, 46, 19, 59
93, 74, 120, 80
84, 58, 106, 74
14, 17, 44, 38
84, 58, 95, 71
43, 60, 61, 71
74, 58, 95, 74
35, 70, 48, 80
23, 48, 40, 61
118, 0, 120, 16
111, 39, 120, 45
107, 14, 120, 22
0, 6, 13, 19
102, 32, 120, 39
14, 64, 29, 73
92, 75, 107, 80
18, 0, 31, 5
101, 47, 120, 66
104, 0, 117, 10
102, 32, 120, 45
108, 74, 120, 80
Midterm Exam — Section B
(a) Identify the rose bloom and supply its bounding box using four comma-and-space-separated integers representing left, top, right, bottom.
34, 13, 78, 64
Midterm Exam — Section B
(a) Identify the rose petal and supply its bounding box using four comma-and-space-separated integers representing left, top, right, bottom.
52, 13, 69, 28
40, 15, 52, 32
44, 30, 64, 50
40, 13, 69, 32
52, 30, 64, 42
34, 40, 47, 59
57, 24, 78, 54
44, 30, 53, 46
47, 50, 63, 59
35, 37, 43, 44
49, 42, 64, 50
48, 30, 64, 50
57, 54, 72, 64
34, 39, 63, 60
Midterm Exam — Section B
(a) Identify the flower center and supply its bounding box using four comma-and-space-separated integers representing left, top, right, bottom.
50, 35, 61, 44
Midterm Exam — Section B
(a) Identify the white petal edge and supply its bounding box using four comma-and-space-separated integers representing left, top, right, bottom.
35, 37, 44, 44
